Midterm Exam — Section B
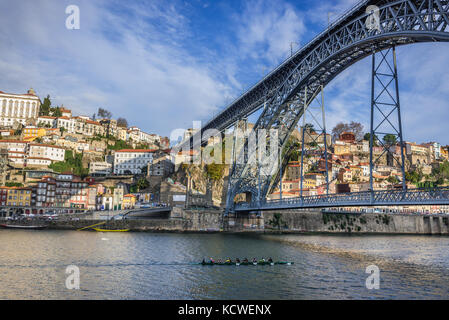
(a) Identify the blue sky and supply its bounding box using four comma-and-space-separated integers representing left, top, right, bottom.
0, 0, 448, 144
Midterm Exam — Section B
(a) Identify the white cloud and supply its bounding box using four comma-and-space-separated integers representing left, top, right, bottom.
0, 0, 447, 146
0, 0, 232, 136
235, 0, 306, 64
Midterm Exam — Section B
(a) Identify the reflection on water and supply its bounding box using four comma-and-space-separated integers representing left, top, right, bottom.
0, 230, 448, 299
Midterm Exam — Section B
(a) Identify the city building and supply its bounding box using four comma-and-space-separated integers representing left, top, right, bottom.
56, 116, 77, 133
37, 116, 57, 128
89, 162, 112, 175
23, 127, 47, 141
29, 144, 65, 162
0, 89, 41, 127
0, 187, 8, 206
123, 194, 136, 209
6, 187, 32, 207
113, 149, 156, 175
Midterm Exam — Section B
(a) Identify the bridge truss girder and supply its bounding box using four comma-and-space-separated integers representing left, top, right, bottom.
225, 0, 449, 213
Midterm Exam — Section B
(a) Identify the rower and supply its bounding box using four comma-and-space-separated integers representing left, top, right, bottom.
236, 258, 241, 263
225, 258, 232, 263
243, 258, 249, 263
268, 257, 273, 263
252, 258, 257, 263
202, 258, 206, 264
210, 257, 215, 264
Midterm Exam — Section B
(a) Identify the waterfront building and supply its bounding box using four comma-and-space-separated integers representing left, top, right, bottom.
6, 187, 32, 207
123, 194, 136, 209
36, 176, 56, 207
0, 187, 8, 206
113, 149, 156, 175
0, 89, 40, 127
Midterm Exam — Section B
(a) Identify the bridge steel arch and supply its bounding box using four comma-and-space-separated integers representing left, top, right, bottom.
222, 0, 449, 213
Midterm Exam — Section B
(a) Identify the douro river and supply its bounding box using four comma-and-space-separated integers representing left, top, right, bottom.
1, 230, 448, 299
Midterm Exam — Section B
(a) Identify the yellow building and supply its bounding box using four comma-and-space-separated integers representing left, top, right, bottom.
123, 194, 136, 209
6, 187, 32, 207
349, 165, 363, 180
23, 127, 46, 141
334, 143, 351, 155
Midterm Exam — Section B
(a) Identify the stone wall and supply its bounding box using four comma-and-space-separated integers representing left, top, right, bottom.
262, 210, 449, 235
0, 208, 223, 233
3, 208, 448, 235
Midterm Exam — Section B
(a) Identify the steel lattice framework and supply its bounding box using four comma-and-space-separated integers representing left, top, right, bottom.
234, 187, 449, 211
175, 0, 449, 213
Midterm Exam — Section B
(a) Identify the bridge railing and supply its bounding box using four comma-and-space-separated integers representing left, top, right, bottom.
235, 187, 449, 211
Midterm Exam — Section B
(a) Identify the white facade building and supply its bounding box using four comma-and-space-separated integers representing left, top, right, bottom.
37, 116, 57, 128
29, 144, 65, 162
0, 89, 40, 127
113, 149, 154, 175
56, 117, 76, 133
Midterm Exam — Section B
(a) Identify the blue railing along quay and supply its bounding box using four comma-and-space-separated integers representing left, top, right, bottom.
234, 187, 449, 212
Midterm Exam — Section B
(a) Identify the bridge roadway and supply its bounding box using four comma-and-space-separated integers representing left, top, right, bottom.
234, 187, 449, 212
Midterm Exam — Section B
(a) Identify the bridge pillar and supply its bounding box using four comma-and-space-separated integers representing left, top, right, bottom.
369, 47, 407, 193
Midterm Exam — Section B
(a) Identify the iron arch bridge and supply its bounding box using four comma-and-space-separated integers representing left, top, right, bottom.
175, 0, 449, 213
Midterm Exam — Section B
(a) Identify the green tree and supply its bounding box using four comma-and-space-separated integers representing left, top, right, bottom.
137, 178, 149, 191
40, 95, 52, 116
51, 107, 62, 117
363, 133, 379, 146
383, 134, 398, 146
49, 150, 88, 177
387, 175, 400, 184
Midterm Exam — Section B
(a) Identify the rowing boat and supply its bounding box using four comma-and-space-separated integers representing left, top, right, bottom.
93, 228, 130, 232
200, 261, 293, 266
0, 224, 47, 230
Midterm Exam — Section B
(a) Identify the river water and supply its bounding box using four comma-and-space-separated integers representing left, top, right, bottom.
0, 230, 448, 299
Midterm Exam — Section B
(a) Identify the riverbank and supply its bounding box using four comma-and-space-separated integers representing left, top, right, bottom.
2, 207, 449, 235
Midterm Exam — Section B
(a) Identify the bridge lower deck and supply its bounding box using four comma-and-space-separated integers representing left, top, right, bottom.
234, 187, 449, 212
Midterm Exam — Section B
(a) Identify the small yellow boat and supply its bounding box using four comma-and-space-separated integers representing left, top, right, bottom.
93, 228, 130, 232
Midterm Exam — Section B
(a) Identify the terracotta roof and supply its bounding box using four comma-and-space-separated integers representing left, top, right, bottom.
38, 116, 56, 119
